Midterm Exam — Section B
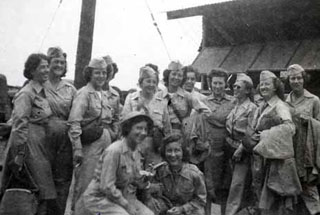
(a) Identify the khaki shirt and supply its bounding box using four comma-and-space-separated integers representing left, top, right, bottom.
286, 89, 320, 120
193, 93, 235, 150
44, 79, 76, 120
68, 83, 115, 150
226, 98, 257, 140
156, 87, 209, 132
10, 80, 52, 147
87, 139, 143, 208
122, 91, 171, 135
154, 162, 206, 214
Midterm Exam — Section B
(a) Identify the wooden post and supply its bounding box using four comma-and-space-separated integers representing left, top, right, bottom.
74, 0, 96, 89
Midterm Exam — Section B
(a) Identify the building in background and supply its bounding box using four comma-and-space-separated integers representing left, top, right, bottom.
167, 0, 320, 96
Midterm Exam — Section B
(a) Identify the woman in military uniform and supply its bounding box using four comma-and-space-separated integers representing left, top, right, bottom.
76, 112, 155, 215
225, 73, 257, 215
68, 58, 117, 208
245, 71, 301, 215
286, 64, 320, 215
6, 53, 55, 214
122, 66, 171, 167
44, 47, 77, 214
146, 133, 207, 215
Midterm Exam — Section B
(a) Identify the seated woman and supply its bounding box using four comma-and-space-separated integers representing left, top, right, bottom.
146, 133, 207, 215
75, 111, 155, 215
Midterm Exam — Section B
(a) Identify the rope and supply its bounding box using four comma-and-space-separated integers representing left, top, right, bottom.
38, 0, 63, 50
144, 0, 172, 61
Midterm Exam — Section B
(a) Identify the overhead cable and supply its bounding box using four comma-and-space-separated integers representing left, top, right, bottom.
144, 0, 172, 61
39, 0, 63, 50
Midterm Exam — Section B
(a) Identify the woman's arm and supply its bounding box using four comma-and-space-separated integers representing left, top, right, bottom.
121, 93, 134, 119
10, 91, 33, 153
99, 147, 129, 209
180, 170, 207, 214
68, 89, 88, 151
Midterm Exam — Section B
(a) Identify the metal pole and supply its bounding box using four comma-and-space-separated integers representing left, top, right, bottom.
74, 0, 96, 89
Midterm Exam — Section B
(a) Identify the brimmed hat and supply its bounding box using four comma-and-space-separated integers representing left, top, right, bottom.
287, 64, 304, 76
88, 58, 107, 69
47, 46, 66, 59
120, 111, 153, 128
168, 60, 183, 71
260, 70, 276, 82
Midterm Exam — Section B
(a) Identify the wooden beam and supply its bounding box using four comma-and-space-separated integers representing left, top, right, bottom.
74, 0, 96, 89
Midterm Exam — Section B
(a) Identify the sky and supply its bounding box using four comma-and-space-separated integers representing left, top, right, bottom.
0, 0, 224, 90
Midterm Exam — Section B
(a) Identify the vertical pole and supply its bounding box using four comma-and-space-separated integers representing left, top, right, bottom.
74, 0, 96, 89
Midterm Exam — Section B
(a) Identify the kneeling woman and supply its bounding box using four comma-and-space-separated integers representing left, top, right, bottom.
76, 112, 155, 215
146, 134, 207, 215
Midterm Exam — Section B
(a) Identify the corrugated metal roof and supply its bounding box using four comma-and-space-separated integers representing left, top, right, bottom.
192, 47, 231, 74
193, 39, 320, 74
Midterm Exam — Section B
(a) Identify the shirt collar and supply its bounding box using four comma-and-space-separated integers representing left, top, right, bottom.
161, 162, 189, 178
236, 97, 252, 110
86, 82, 96, 92
132, 91, 141, 100
207, 92, 232, 101
286, 89, 315, 103
29, 80, 44, 94
45, 79, 71, 91
303, 89, 315, 98
162, 87, 185, 98
266, 95, 280, 107
107, 86, 119, 97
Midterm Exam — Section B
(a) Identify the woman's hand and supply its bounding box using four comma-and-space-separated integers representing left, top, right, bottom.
149, 183, 164, 195
233, 146, 243, 162
73, 149, 83, 167
167, 206, 184, 215
8, 154, 24, 176
126, 204, 138, 215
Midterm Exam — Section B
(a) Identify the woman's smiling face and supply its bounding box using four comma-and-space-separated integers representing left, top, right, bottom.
168, 70, 184, 88
165, 141, 183, 168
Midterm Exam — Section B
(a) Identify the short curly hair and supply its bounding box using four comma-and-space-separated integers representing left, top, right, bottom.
162, 69, 187, 87
182, 65, 199, 80
160, 133, 190, 162
121, 115, 154, 137
23, 53, 48, 80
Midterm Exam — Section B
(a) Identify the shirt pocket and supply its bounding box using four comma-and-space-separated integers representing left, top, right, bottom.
31, 97, 51, 119
101, 102, 113, 122
151, 109, 163, 128
87, 93, 102, 117
178, 179, 194, 197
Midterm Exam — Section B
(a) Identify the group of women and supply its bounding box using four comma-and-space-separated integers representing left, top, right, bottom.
1, 48, 320, 215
